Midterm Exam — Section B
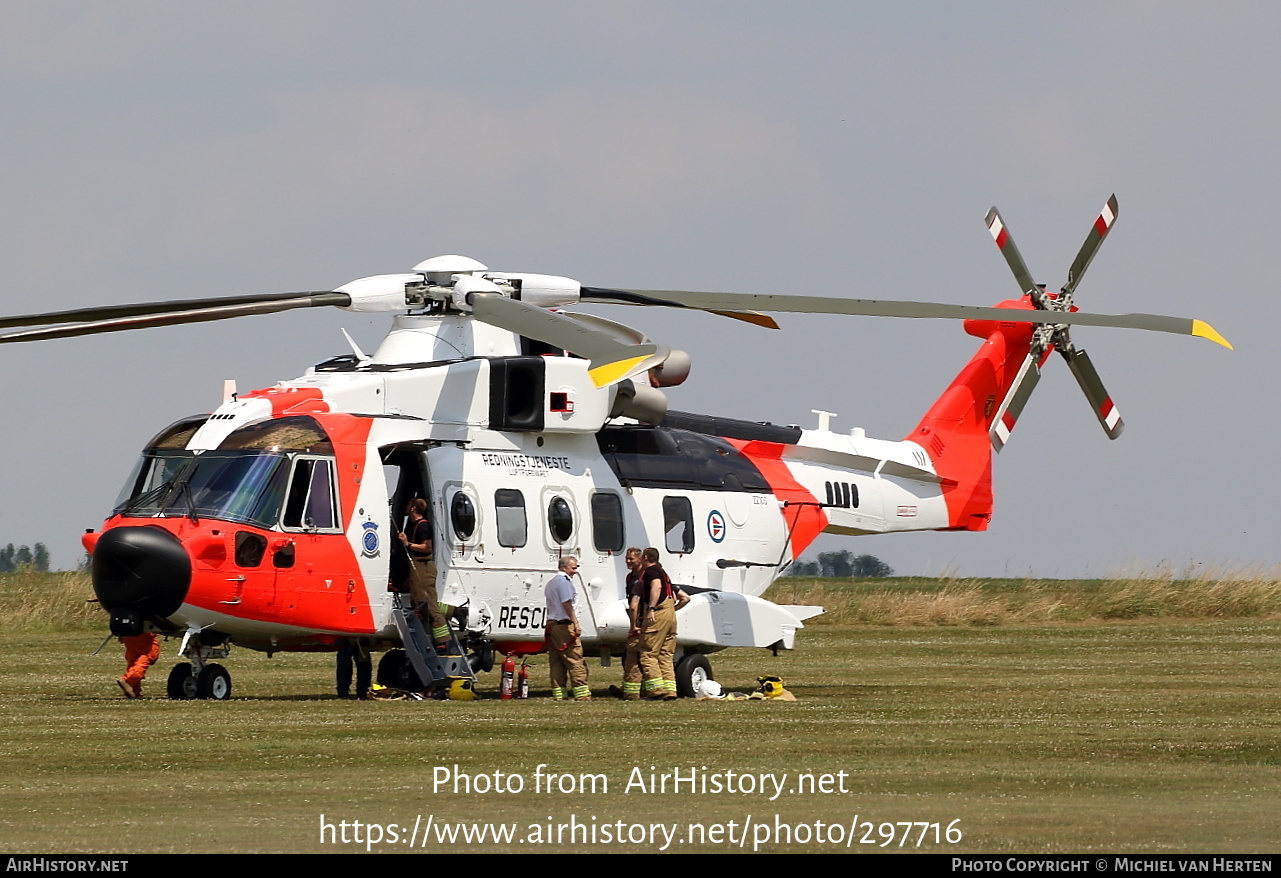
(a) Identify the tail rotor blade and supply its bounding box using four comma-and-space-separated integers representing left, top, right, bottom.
1063, 195, 1119, 296
988, 351, 1042, 452
1062, 346, 1124, 439
985, 206, 1039, 296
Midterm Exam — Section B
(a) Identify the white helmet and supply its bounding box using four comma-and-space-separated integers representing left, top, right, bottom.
697, 679, 724, 699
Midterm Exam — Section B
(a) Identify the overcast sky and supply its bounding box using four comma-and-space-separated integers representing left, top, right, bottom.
0, 2, 1271, 577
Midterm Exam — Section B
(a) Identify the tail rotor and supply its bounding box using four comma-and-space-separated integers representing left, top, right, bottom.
983, 195, 1128, 450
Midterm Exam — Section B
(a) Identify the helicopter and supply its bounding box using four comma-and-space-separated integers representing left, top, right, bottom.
1, 195, 1230, 699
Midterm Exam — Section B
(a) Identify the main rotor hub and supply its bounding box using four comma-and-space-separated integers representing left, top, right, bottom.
412, 254, 488, 286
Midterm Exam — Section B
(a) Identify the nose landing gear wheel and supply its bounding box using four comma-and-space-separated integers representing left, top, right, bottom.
196, 664, 232, 700
167, 663, 198, 700
377, 648, 427, 692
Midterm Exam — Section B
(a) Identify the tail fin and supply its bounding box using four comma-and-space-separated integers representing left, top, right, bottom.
906, 300, 1041, 531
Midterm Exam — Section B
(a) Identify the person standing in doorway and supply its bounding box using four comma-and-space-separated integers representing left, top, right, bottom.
401, 498, 450, 651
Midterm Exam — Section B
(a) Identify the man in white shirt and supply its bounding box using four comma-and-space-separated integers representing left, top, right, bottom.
544, 556, 590, 701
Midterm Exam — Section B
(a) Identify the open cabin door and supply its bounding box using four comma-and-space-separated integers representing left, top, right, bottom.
380, 444, 438, 594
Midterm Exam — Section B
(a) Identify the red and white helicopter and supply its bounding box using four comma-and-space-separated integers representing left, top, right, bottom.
2, 196, 1229, 699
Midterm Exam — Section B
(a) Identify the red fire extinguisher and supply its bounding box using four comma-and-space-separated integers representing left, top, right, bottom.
500, 655, 515, 700
517, 659, 530, 700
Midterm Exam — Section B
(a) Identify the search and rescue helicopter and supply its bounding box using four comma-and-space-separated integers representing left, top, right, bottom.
1, 196, 1230, 699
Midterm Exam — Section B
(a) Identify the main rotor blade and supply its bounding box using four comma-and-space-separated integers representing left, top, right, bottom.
0, 291, 342, 331
0, 293, 351, 344
985, 206, 1039, 296
1063, 195, 1119, 296
1061, 347, 1124, 440
469, 293, 668, 387
580, 286, 779, 329
603, 288, 1233, 348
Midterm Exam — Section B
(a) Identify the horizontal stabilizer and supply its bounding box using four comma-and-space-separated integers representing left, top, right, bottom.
676, 592, 817, 651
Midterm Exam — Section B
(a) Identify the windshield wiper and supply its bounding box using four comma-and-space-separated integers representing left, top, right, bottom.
174, 479, 200, 524
122, 478, 178, 514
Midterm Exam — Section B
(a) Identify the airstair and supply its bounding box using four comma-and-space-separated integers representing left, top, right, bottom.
390, 594, 478, 692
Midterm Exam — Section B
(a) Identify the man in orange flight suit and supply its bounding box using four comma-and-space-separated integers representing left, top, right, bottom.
118, 631, 159, 698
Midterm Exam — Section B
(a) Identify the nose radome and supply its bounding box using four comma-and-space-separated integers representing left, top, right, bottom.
91, 526, 191, 618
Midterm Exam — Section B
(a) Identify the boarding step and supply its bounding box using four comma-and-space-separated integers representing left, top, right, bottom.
391, 596, 477, 691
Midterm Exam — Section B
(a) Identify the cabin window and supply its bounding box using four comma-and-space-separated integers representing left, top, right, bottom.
596, 426, 771, 491
591, 492, 624, 553
451, 492, 477, 542
662, 496, 695, 554
495, 489, 527, 548
548, 496, 574, 544
282, 458, 338, 531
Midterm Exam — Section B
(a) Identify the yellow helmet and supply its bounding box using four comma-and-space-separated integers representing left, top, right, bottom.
447, 678, 479, 701
757, 675, 785, 697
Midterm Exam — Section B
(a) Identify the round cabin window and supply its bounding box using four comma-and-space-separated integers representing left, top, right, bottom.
548, 496, 573, 544
451, 492, 476, 541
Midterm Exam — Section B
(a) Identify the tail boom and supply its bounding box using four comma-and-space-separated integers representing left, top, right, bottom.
907, 299, 1041, 531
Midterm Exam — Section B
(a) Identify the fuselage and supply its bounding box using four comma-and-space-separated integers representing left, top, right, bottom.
86, 305, 1036, 656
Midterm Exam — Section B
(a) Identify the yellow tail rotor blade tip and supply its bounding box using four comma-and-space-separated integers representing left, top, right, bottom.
1191, 319, 1232, 350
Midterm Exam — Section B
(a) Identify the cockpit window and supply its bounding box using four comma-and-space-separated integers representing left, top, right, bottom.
112, 415, 208, 513
218, 416, 333, 454
112, 451, 195, 514
122, 451, 290, 529
116, 416, 341, 530
148, 416, 208, 449
281, 458, 338, 531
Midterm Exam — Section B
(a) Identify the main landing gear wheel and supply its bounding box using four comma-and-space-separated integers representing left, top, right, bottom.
167, 663, 198, 700
197, 664, 232, 700
675, 654, 713, 698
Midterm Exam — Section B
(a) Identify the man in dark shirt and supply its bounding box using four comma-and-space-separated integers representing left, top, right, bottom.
401, 498, 449, 649
638, 547, 689, 700
610, 547, 645, 700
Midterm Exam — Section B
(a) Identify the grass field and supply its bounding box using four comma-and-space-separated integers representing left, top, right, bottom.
1, 573, 1279, 854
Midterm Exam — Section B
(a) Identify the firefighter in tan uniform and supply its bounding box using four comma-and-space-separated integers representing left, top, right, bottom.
401, 498, 450, 650
610, 547, 645, 700
638, 547, 689, 700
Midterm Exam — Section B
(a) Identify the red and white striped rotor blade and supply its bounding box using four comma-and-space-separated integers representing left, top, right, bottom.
1061, 346, 1124, 440
988, 350, 1042, 452
985, 206, 1038, 297
1063, 194, 1119, 296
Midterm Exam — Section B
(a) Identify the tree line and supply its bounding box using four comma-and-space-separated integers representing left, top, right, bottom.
791, 550, 893, 578
0, 543, 51, 573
